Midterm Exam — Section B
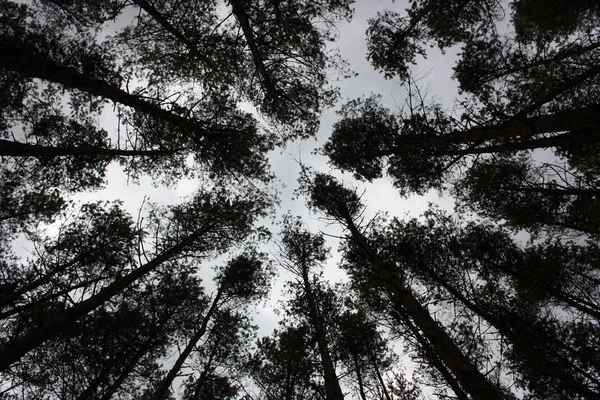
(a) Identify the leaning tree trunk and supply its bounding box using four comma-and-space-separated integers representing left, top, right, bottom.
430, 272, 600, 400
0, 232, 201, 372
229, 0, 279, 100
0, 139, 178, 158
150, 289, 223, 400
393, 105, 600, 152
0, 43, 219, 142
96, 335, 158, 400
398, 310, 470, 400
340, 212, 503, 400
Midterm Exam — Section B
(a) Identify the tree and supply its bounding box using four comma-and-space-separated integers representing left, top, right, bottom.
325, 0, 600, 203
1, 0, 275, 186
3, 264, 207, 400
323, 93, 600, 195
114, 0, 355, 141
454, 153, 600, 236
149, 252, 272, 400
300, 172, 506, 400
277, 216, 344, 400
333, 306, 395, 400
0, 187, 270, 372
374, 210, 600, 399
248, 325, 320, 400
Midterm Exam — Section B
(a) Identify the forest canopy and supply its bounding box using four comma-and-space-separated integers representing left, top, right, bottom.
0, 0, 599, 399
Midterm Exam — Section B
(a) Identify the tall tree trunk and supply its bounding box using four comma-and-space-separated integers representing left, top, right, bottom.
300, 258, 344, 400
150, 289, 223, 400
516, 65, 600, 117
369, 353, 393, 400
431, 273, 600, 400
500, 266, 600, 320
0, 139, 178, 158
77, 366, 111, 400
392, 105, 600, 152
398, 311, 470, 400
229, 0, 279, 100
351, 352, 367, 400
439, 128, 600, 155
0, 43, 218, 142
0, 232, 200, 372
191, 346, 217, 400
340, 213, 503, 400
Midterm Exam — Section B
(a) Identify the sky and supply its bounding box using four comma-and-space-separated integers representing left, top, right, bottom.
60, 0, 467, 338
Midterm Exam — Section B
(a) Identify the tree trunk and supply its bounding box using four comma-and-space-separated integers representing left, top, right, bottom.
394, 105, 600, 151
351, 352, 367, 400
0, 139, 178, 158
77, 366, 111, 400
97, 335, 157, 400
0, 43, 217, 142
300, 258, 344, 400
369, 353, 393, 400
191, 346, 217, 400
431, 273, 600, 400
150, 289, 223, 400
439, 128, 600, 155
229, 0, 279, 100
398, 311, 470, 400
340, 213, 503, 400
0, 232, 200, 372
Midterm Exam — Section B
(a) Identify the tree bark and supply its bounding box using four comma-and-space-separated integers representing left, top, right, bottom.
351, 352, 367, 400
369, 353, 393, 400
97, 335, 158, 400
398, 311, 470, 400
150, 289, 223, 400
229, 0, 279, 100
439, 128, 600, 156
0, 232, 200, 372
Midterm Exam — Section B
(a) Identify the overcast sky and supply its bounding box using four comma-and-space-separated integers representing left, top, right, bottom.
59, 0, 466, 341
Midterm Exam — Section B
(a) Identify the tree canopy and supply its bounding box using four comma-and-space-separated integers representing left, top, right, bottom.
1, 0, 600, 399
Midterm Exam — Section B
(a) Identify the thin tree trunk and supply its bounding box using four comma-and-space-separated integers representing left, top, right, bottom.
398, 312, 470, 400
500, 265, 600, 321
97, 335, 158, 400
300, 258, 344, 400
191, 346, 217, 400
150, 289, 223, 400
0, 276, 107, 320
0, 232, 200, 372
486, 185, 600, 198
369, 353, 393, 400
340, 213, 503, 400
483, 41, 600, 86
229, 0, 279, 100
351, 352, 367, 400
0, 139, 178, 158
77, 367, 111, 400
0, 253, 87, 309
516, 65, 600, 117
440, 128, 600, 155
